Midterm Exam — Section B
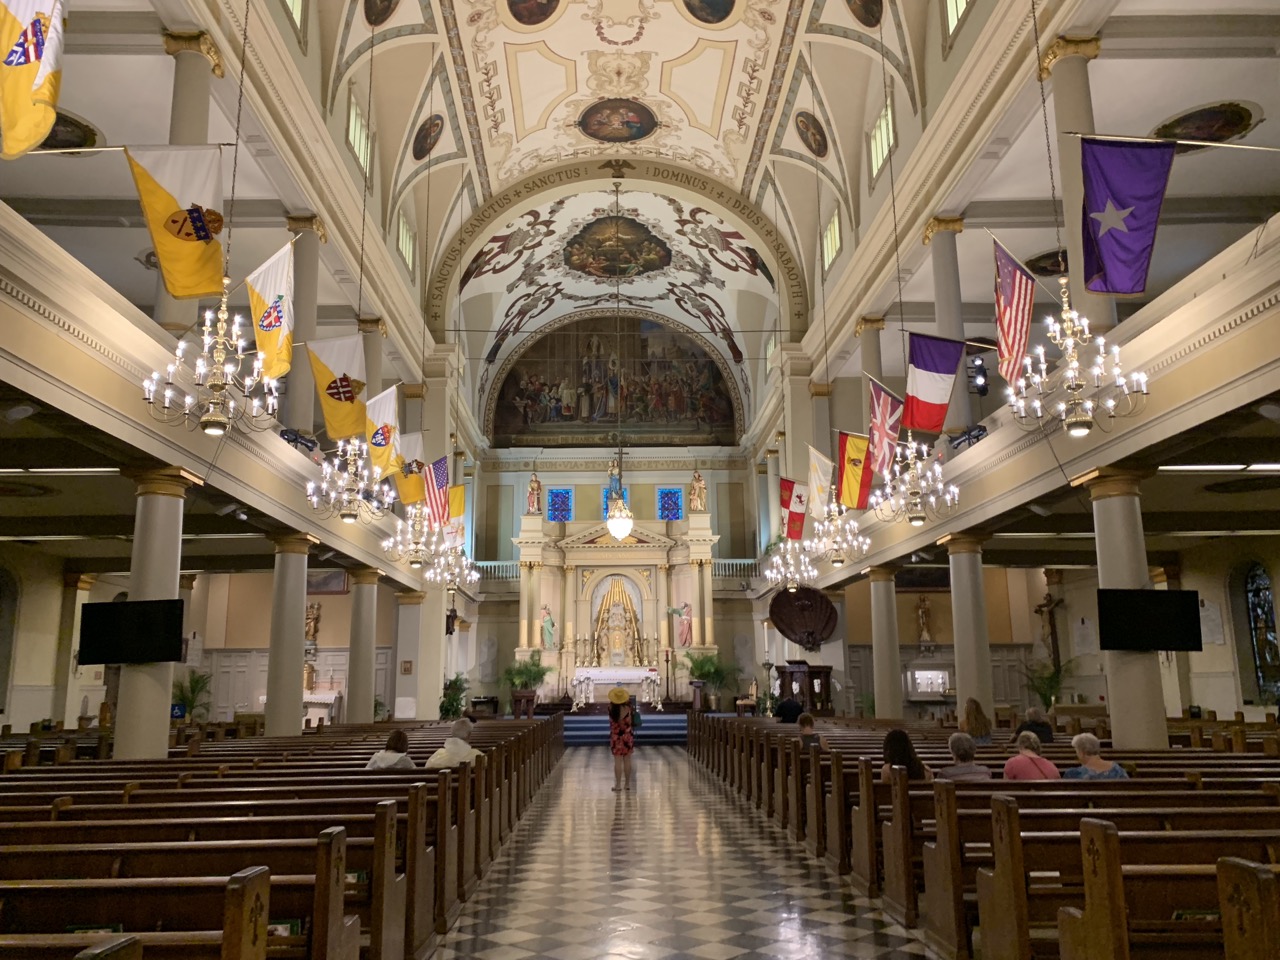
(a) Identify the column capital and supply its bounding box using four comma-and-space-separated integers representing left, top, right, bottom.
271, 531, 318, 555
1150, 564, 1181, 587
162, 31, 225, 78
755, 462, 768, 475
396, 590, 426, 605
456, 617, 471, 630
1039, 35, 1101, 80
1071, 466, 1153, 501
402, 383, 427, 400
286, 214, 328, 243
855, 316, 885, 336
922, 216, 964, 246
178, 573, 198, 590
776, 343, 812, 378
938, 530, 987, 554
124, 466, 201, 498
351, 566, 383, 585
867, 565, 899, 583
764, 448, 779, 461
64, 572, 97, 591
809, 382, 832, 398
357, 317, 386, 337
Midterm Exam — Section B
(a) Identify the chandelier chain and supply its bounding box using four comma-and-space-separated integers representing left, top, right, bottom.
222, 0, 252, 274
1030, 0, 1065, 276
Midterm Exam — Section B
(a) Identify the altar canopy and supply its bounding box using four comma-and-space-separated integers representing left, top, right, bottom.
594, 575, 642, 666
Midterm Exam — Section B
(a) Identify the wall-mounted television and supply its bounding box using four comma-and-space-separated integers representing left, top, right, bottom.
1097, 588, 1202, 652
78, 599, 185, 665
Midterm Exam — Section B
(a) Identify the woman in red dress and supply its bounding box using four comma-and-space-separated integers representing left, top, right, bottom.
608, 686, 635, 791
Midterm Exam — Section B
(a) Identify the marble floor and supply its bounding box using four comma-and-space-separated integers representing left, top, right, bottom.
439, 746, 934, 960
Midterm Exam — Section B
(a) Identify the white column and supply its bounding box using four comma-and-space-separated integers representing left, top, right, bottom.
417, 588, 447, 720
395, 591, 424, 718
359, 318, 385, 395
54, 572, 97, 727
1043, 36, 1115, 329
689, 563, 703, 648
924, 218, 975, 432
1081, 469, 1168, 749
765, 451, 782, 542
154, 33, 219, 336
780, 347, 814, 479
945, 532, 994, 718
701, 560, 715, 650
656, 564, 670, 651
811, 383, 833, 460
517, 561, 531, 650
346, 567, 380, 724
869, 566, 903, 720
116, 468, 193, 759
283, 216, 324, 431
266, 533, 311, 737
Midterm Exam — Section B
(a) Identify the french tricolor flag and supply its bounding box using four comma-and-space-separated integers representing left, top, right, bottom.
903, 333, 966, 434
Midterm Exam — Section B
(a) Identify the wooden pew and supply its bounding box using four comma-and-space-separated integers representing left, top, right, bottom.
1219, 857, 1280, 960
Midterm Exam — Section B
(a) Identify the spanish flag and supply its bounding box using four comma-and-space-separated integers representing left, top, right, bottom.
364, 385, 400, 482
0, 0, 64, 160
245, 242, 294, 380
836, 431, 874, 511
307, 334, 366, 440
445, 484, 466, 548
125, 145, 225, 299
395, 431, 427, 505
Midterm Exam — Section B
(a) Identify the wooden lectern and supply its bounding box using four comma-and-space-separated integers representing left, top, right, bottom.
775, 660, 834, 716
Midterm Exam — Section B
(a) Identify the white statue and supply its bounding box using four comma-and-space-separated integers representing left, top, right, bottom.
689, 469, 707, 513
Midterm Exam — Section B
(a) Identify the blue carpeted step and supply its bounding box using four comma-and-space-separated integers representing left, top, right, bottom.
561, 712, 687, 746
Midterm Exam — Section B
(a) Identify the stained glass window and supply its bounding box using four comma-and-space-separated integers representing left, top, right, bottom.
1245, 564, 1280, 702
547, 488, 573, 523
658, 487, 684, 521
602, 487, 629, 519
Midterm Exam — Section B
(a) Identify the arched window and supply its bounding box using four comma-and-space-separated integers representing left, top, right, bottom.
1244, 564, 1280, 703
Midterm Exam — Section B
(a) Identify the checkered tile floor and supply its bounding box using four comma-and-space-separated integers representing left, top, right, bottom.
439, 746, 934, 960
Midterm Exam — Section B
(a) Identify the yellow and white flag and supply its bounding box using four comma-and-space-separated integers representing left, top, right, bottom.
446, 484, 466, 548
807, 445, 834, 519
125, 145, 224, 299
364, 385, 400, 483
0, 0, 64, 160
245, 242, 294, 380
307, 334, 366, 440
395, 430, 427, 505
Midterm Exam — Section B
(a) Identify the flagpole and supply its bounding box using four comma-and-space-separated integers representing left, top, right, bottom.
1064, 132, 1280, 155
983, 228, 1067, 303
865, 374, 903, 403
26, 143, 240, 155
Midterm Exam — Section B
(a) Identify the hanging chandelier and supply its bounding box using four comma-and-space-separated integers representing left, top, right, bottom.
765, 540, 818, 593
606, 485, 634, 540
605, 181, 635, 542
1006, 277, 1148, 437
307, 439, 395, 524
804, 494, 871, 568
425, 543, 480, 593
383, 502, 443, 569
869, 434, 959, 527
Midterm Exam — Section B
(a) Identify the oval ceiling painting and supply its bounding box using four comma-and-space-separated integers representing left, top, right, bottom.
411, 114, 444, 161
577, 99, 658, 144
1153, 101, 1262, 154
684, 0, 734, 24
563, 216, 672, 279
364, 0, 399, 26
845, 0, 882, 28
794, 110, 829, 158
508, 0, 560, 26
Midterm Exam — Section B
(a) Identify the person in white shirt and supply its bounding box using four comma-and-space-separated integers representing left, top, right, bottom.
425, 718, 484, 769
366, 729, 416, 770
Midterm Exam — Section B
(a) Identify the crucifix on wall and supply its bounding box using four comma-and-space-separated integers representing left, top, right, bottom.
1034, 591, 1065, 670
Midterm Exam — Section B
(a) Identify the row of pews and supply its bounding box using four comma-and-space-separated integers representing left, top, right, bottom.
0, 714, 564, 960
688, 713, 1280, 960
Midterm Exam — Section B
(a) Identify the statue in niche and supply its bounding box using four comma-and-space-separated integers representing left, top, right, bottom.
541, 604, 557, 650
916, 595, 932, 644
594, 576, 641, 665
689, 469, 707, 513
526, 472, 542, 515
668, 600, 693, 647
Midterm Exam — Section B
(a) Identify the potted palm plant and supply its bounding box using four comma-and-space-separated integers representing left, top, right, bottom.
172, 670, 213, 723
439, 673, 469, 720
501, 652, 555, 718
1020, 658, 1076, 711
684, 652, 740, 712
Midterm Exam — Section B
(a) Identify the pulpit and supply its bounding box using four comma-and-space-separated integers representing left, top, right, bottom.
775, 660, 834, 716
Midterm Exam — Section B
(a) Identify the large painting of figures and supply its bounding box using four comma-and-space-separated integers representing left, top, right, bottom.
488, 315, 739, 448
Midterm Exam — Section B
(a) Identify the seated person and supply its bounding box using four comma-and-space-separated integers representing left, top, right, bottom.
424, 718, 484, 769
1003, 731, 1061, 780
937, 732, 992, 782
1010, 706, 1056, 745
960, 698, 994, 745
366, 729, 415, 770
1062, 732, 1128, 780
796, 713, 829, 751
880, 728, 933, 782
775, 694, 804, 724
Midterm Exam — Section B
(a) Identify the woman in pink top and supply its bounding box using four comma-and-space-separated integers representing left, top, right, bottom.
1003, 731, 1061, 780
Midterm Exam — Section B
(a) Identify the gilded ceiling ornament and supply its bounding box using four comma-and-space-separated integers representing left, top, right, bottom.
586, 51, 654, 99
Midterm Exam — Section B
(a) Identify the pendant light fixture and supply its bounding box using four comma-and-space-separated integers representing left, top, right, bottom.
605, 181, 634, 542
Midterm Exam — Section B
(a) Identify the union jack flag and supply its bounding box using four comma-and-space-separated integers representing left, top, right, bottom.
425, 455, 449, 526
868, 378, 904, 477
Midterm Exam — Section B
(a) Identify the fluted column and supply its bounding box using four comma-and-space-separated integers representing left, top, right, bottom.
562, 566, 575, 656
657, 564, 670, 651
54, 572, 97, 727
395, 591, 424, 718
923, 217, 974, 432
869, 565, 903, 720
689, 562, 703, 648
517, 561, 531, 649
359, 318, 385, 396
346, 567, 380, 724
942, 531, 994, 717
701, 559, 715, 650
283, 215, 325, 431
266, 532, 313, 736
1041, 36, 1115, 329
116, 467, 196, 758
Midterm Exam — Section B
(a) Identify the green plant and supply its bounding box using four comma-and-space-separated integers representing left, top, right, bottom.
440, 673, 469, 720
373, 695, 388, 721
172, 671, 212, 722
1020, 658, 1076, 711
501, 651, 555, 691
683, 651, 740, 695
857, 691, 876, 719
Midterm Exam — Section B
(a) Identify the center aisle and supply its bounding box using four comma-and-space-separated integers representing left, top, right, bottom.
439, 745, 932, 959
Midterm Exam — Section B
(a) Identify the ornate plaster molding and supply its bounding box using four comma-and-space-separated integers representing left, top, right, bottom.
162, 31, 225, 78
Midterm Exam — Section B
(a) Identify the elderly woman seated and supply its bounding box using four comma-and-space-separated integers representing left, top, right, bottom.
937, 732, 992, 782
1062, 732, 1128, 780
425, 718, 484, 769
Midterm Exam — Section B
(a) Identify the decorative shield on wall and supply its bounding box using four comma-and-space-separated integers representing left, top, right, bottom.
769, 587, 838, 653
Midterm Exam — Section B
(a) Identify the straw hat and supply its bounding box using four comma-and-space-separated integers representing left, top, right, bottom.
607, 687, 630, 705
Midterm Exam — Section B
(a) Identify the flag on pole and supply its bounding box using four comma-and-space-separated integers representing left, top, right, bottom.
903, 333, 966, 434
836, 432, 874, 511
0, 0, 64, 160
779, 477, 808, 540
994, 241, 1035, 383
424, 454, 449, 526
306, 334, 366, 440
395, 431, 427, 505
1081, 136, 1175, 295
868, 377, 903, 477
245, 242, 294, 380
124, 146, 225, 299
446, 484, 466, 548
364, 386, 400, 483
807, 446, 834, 519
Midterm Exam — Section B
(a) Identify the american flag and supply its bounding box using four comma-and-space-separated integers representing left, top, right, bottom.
868, 378, 903, 477
425, 455, 449, 526
994, 241, 1035, 384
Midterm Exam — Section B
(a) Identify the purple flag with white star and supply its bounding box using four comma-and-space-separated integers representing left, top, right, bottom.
1081, 137, 1175, 295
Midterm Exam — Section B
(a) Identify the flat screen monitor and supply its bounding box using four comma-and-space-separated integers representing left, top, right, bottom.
78, 599, 185, 665
1097, 588, 1202, 652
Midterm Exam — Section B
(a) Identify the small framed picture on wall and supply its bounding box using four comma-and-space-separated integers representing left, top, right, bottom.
307, 570, 349, 595
400, 660, 414, 675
